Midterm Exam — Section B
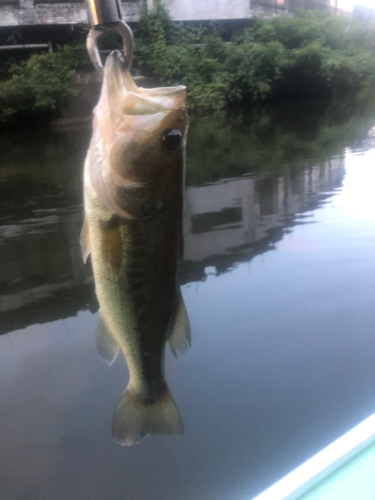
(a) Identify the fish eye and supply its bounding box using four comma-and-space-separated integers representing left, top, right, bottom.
162, 129, 182, 152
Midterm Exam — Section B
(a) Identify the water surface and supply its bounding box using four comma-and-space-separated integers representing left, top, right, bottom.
1, 97, 375, 499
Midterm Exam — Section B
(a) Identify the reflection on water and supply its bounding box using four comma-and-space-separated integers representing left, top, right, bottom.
0, 130, 95, 335
183, 158, 344, 282
0, 154, 345, 334
0, 100, 359, 334
1, 96, 375, 499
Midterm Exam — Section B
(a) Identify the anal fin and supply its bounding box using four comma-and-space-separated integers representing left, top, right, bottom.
96, 312, 120, 365
168, 296, 191, 357
80, 217, 91, 264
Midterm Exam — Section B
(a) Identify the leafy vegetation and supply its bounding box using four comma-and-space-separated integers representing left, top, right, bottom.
0, 44, 90, 125
134, 4, 375, 113
1, 4, 375, 124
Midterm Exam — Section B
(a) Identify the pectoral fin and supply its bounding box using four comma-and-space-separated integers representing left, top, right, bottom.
80, 217, 91, 263
168, 296, 191, 357
96, 312, 120, 365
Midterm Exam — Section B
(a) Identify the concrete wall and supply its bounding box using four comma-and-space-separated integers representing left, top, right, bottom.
0, 0, 254, 28
0, 0, 141, 27
162, 0, 252, 21
0, 0, 342, 28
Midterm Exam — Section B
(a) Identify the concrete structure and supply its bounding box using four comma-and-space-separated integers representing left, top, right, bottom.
0, 0, 254, 28
0, 0, 343, 29
0, 0, 141, 27
155, 0, 252, 21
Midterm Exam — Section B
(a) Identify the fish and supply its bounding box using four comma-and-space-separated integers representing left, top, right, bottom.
81, 50, 190, 446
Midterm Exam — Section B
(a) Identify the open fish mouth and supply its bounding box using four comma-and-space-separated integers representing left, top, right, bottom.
93, 49, 188, 152
100, 50, 186, 120
88, 50, 188, 220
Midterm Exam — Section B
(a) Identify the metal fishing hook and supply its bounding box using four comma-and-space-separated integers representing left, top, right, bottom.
85, 0, 134, 76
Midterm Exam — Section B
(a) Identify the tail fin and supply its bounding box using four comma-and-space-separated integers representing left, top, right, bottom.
111, 387, 184, 446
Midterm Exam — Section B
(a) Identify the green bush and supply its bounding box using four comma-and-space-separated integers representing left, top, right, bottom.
133, 6, 375, 113
1, 5, 375, 123
0, 44, 90, 124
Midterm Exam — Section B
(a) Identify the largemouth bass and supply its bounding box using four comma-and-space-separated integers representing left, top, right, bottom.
82, 51, 190, 446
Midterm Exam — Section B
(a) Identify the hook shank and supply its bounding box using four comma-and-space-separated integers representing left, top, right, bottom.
85, 0, 134, 75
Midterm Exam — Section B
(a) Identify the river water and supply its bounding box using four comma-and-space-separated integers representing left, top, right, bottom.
0, 96, 375, 500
